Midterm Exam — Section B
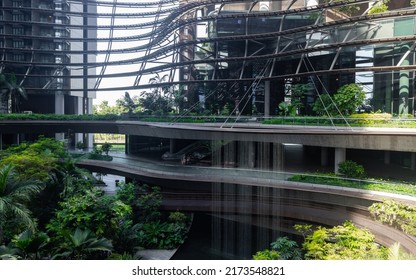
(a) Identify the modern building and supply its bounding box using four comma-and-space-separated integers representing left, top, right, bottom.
0, 0, 96, 144
1, 0, 416, 258
179, 0, 416, 117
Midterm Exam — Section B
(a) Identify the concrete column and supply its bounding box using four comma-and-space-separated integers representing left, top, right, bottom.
238, 141, 255, 168
224, 141, 237, 167
74, 96, 84, 148
384, 151, 391, 165
321, 147, 328, 166
169, 139, 176, 154
272, 143, 284, 171
334, 147, 346, 174
125, 135, 130, 155
257, 142, 271, 170
54, 92, 65, 140
399, 70, 410, 116
86, 98, 94, 148
264, 81, 270, 117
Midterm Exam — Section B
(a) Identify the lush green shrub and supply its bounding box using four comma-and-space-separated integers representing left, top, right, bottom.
369, 199, 416, 237
252, 249, 280, 260
301, 221, 388, 260
338, 160, 365, 178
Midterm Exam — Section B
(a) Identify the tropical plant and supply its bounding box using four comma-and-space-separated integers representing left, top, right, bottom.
7, 229, 50, 259
387, 242, 416, 260
52, 228, 112, 260
338, 160, 365, 178
135, 185, 162, 223
0, 164, 43, 244
369, 199, 416, 237
137, 221, 187, 249
253, 236, 302, 260
0, 244, 21, 259
300, 221, 388, 260
252, 249, 280, 260
149, 73, 169, 96
313, 84, 366, 116
139, 90, 171, 116
290, 83, 311, 114
117, 92, 140, 114
278, 101, 297, 116
270, 236, 302, 260
312, 93, 337, 116
368, 0, 389, 14
101, 143, 112, 156
334, 83, 366, 115
0, 73, 27, 113
47, 188, 132, 239
0, 137, 68, 182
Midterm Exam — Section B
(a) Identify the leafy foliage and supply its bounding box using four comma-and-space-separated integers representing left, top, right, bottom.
47, 187, 132, 240
0, 137, 67, 181
0, 229, 51, 260
338, 160, 365, 178
368, 0, 389, 14
52, 228, 112, 260
278, 101, 297, 116
270, 236, 302, 260
115, 181, 190, 250
137, 221, 187, 249
288, 173, 416, 197
301, 221, 388, 260
313, 83, 366, 116
369, 199, 416, 237
0, 73, 27, 113
252, 249, 280, 260
0, 164, 43, 244
253, 236, 302, 260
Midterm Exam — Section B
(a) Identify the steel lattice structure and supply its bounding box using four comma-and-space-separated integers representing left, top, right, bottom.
1, 0, 416, 115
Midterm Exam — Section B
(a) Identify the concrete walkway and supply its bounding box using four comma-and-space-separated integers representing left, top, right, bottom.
136, 249, 177, 260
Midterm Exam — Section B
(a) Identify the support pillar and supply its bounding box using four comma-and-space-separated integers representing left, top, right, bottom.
238, 141, 255, 168
55, 93, 65, 141
334, 147, 346, 174
264, 81, 270, 117
384, 151, 391, 165
257, 142, 271, 170
169, 139, 177, 154
272, 143, 284, 171
224, 141, 236, 167
321, 147, 328, 167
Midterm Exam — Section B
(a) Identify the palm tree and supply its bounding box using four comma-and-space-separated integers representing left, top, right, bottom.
149, 73, 169, 96
0, 73, 27, 113
0, 164, 43, 244
52, 228, 112, 259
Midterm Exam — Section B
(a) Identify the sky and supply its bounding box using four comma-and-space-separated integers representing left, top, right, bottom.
94, 4, 173, 106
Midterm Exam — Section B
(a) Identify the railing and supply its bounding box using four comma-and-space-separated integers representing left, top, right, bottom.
2, 113, 416, 129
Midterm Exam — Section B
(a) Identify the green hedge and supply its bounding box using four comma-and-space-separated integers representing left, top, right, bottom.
288, 174, 416, 197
